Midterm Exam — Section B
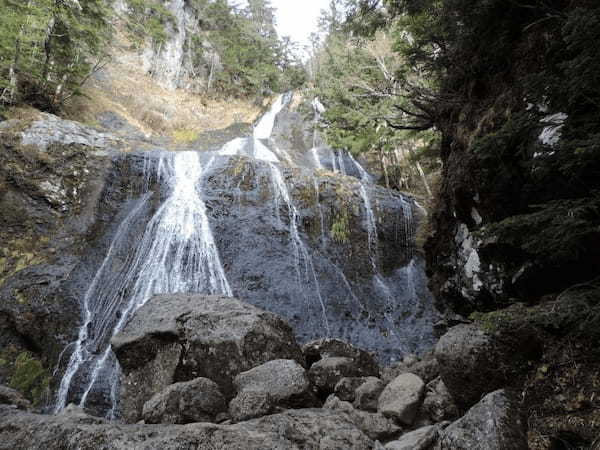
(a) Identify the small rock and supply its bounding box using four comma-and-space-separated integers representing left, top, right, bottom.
233, 359, 316, 408
0, 385, 31, 410
382, 351, 439, 384
378, 373, 425, 426
354, 377, 385, 412
385, 425, 438, 450
309, 357, 361, 396
422, 377, 459, 422
229, 391, 273, 423
435, 390, 527, 450
142, 377, 226, 424
334, 377, 370, 402
303, 339, 379, 376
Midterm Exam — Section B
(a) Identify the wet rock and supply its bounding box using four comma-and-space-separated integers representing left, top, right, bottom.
0, 405, 375, 449
334, 377, 370, 402
112, 294, 304, 423
354, 377, 385, 412
434, 323, 536, 409
422, 377, 459, 422
0, 385, 31, 410
309, 357, 361, 397
142, 377, 226, 425
382, 352, 439, 385
435, 390, 527, 450
385, 425, 439, 450
303, 339, 380, 377
378, 373, 425, 426
324, 395, 401, 441
233, 359, 316, 409
228, 391, 273, 423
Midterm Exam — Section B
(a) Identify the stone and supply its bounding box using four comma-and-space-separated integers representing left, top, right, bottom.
378, 373, 425, 426
0, 385, 31, 410
435, 390, 527, 450
382, 351, 439, 385
0, 405, 375, 449
233, 359, 316, 408
385, 425, 439, 450
111, 294, 304, 423
324, 395, 401, 441
334, 377, 370, 402
303, 339, 380, 377
142, 377, 226, 425
228, 391, 273, 423
422, 377, 459, 422
308, 357, 362, 396
353, 377, 385, 412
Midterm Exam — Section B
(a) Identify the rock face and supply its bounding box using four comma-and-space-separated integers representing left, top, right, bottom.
434, 324, 520, 409
112, 294, 304, 423
0, 385, 31, 410
232, 359, 316, 409
142, 377, 226, 425
0, 406, 375, 449
435, 390, 528, 450
378, 373, 425, 425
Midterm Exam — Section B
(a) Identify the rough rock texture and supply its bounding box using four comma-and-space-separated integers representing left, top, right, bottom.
382, 352, 439, 385
324, 395, 401, 442
378, 373, 425, 426
228, 391, 273, 423
233, 359, 317, 408
434, 323, 532, 409
422, 377, 459, 422
112, 294, 304, 423
334, 377, 370, 402
353, 377, 385, 412
0, 406, 375, 449
303, 339, 380, 376
308, 357, 362, 397
0, 385, 31, 410
385, 425, 439, 450
435, 390, 527, 450
142, 377, 226, 425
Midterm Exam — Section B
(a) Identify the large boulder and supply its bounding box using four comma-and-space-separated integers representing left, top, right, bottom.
0, 406, 375, 449
112, 294, 304, 423
233, 359, 317, 409
142, 377, 227, 424
435, 390, 527, 450
434, 324, 537, 409
353, 377, 385, 412
378, 373, 425, 426
228, 391, 273, 423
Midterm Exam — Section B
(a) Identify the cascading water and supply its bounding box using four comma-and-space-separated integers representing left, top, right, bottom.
54, 151, 231, 417
54, 92, 437, 418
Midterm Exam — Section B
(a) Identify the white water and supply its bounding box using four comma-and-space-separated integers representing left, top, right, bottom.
55, 151, 231, 416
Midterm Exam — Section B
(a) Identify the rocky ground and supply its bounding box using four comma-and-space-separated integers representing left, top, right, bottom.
0, 293, 530, 450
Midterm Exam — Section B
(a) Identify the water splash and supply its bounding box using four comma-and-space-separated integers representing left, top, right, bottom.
55, 151, 231, 416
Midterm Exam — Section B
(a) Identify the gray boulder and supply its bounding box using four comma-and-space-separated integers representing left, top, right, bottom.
378, 373, 425, 426
324, 395, 401, 441
0, 385, 31, 410
112, 294, 304, 423
142, 377, 227, 424
228, 391, 273, 423
233, 359, 316, 408
385, 425, 439, 450
309, 357, 361, 396
354, 377, 385, 412
334, 377, 371, 402
0, 405, 375, 449
422, 377, 459, 422
303, 339, 380, 377
435, 390, 527, 450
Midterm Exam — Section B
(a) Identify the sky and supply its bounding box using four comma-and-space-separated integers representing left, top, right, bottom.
270, 0, 330, 49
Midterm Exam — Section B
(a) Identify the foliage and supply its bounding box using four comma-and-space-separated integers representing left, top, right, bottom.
8, 351, 50, 406
0, 0, 111, 112
331, 212, 350, 243
125, 0, 177, 48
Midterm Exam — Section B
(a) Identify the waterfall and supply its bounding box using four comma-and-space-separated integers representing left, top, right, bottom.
54, 151, 231, 417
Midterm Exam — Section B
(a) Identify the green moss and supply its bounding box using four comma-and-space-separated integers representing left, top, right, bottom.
331, 212, 350, 243
8, 352, 50, 407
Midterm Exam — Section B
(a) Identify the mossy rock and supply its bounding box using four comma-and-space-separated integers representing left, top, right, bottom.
7, 352, 50, 407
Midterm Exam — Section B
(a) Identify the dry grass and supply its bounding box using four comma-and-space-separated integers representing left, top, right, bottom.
63, 21, 263, 140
